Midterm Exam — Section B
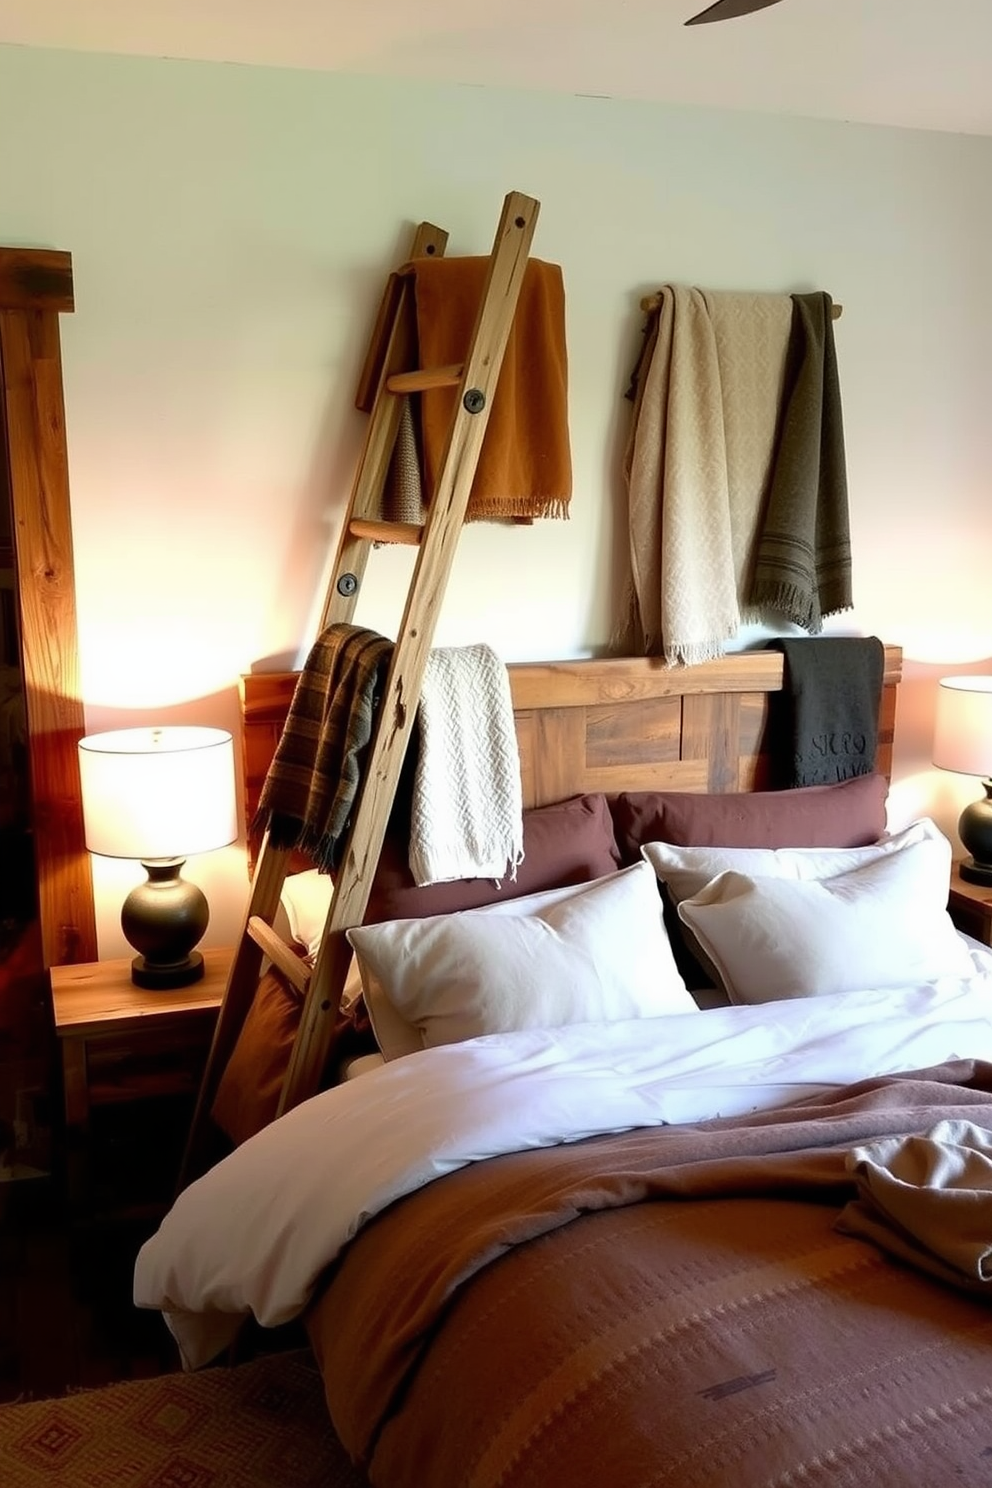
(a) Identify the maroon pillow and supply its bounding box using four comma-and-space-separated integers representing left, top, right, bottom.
211, 965, 376, 1146
610, 773, 889, 865
363, 792, 621, 924
211, 968, 302, 1147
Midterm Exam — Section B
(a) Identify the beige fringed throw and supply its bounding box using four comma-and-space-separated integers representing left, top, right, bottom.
409, 644, 524, 887
622, 286, 792, 664
255, 623, 393, 873
703, 289, 794, 610
402, 256, 572, 523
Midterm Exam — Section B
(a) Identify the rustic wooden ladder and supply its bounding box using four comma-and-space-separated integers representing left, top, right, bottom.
180, 189, 540, 1187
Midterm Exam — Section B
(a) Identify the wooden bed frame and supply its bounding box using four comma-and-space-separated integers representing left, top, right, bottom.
240, 645, 903, 849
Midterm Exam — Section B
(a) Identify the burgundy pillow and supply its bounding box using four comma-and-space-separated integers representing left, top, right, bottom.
363, 792, 621, 924
211, 968, 302, 1147
211, 965, 375, 1146
610, 773, 889, 865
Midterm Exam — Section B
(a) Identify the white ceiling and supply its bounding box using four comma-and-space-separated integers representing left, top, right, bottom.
2, 0, 991, 138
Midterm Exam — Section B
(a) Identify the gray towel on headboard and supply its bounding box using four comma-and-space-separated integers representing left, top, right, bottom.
767, 636, 885, 788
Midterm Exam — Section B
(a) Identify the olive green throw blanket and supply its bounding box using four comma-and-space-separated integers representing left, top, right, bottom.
255, 624, 393, 872
749, 291, 853, 631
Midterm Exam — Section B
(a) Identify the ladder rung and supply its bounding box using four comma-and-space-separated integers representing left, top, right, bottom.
349, 518, 424, 546
386, 362, 463, 395
247, 916, 311, 997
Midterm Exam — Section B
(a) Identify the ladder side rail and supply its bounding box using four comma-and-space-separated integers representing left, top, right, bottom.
320, 223, 450, 632
354, 221, 448, 413
278, 189, 540, 1114
178, 831, 294, 1189
317, 279, 421, 632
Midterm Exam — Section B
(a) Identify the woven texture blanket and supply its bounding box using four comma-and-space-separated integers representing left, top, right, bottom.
254, 624, 393, 872
767, 634, 884, 787
622, 286, 792, 664
623, 284, 735, 663
408, 643, 524, 886
310, 1061, 992, 1488
749, 290, 853, 629
403, 255, 571, 522
703, 288, 793, 608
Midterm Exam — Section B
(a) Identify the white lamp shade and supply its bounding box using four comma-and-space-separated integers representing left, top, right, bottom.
78, 726, 238, 860
932, 676, 992, 778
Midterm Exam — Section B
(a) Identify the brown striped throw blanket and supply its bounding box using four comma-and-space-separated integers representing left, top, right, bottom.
254, 624, 393, 872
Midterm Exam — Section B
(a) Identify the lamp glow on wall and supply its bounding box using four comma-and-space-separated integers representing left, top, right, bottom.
78, 726, 238, 989
932, 676, 992, 885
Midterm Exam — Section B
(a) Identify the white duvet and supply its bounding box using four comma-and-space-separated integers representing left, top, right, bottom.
135, 955, 992, 1371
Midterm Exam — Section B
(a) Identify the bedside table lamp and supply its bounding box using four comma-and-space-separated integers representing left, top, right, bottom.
78, 726, 238, 989
932, 676, 992, 886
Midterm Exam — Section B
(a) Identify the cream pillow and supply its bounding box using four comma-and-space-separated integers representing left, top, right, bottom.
677, 831, 974, 1006
279, 868, 364, 1010
640, 817, 940, 908
279, 868, 333, 959
641, 819, 949, 998
347, 862, 697, 1060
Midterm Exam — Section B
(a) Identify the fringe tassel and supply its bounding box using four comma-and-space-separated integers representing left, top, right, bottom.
664, 635, 737, 668
464, 495, 571, 523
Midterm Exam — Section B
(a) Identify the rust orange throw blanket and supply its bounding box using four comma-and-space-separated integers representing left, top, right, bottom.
406, 255, 571, 521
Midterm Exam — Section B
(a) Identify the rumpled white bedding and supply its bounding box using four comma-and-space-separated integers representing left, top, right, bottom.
134, 958, 992, 1371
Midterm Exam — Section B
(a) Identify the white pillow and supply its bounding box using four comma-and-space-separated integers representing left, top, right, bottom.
279, 868, 364, 1010
347, 862, 697, 1060
640, 817, 941, 908
279, 868, 333, 960
677, 831, 974, 1005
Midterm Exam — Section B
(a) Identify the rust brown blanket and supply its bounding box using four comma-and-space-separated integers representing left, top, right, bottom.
407, 255, 571, 522
308, 1061, 992, 1488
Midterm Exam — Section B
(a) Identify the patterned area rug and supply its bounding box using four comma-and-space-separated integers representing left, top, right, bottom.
0, 1349, 367, 1486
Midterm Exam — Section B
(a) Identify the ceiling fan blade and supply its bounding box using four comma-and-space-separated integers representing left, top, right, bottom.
685, 0, 784, 24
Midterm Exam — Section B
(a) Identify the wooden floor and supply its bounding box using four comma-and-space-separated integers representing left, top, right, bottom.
0, 909, 215, 1403
0, 915, 303, 1405
0, 1173, 179, 1403
0, 912, 173, 1403
0, 1079, 311, 1405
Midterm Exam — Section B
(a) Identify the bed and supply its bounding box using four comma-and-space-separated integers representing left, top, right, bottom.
134, 645, 992, 1487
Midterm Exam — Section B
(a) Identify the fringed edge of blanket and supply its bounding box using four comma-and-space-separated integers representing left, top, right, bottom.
748, 581, 823, 634
659, 634, 738, 668
261, 812, 340, 876
410, 840, 525, 890
749, 583, 854, 636
466, 495, 571, 523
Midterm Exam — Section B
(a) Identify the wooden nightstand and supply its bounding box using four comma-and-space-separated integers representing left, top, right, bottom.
947, 864, 992, 948
50, 947, 230, 1213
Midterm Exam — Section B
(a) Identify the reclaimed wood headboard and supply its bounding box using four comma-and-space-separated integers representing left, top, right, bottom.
240, 646, 902, 855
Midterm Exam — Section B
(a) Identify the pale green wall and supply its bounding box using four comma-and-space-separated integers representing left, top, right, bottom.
1, 45, 989, 952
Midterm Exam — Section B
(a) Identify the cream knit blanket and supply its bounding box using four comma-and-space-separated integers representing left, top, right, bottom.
623, 286, 792, 664
837, 1119, 992, 1292
408, 644, 524, 887
703, 289, 793, 612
